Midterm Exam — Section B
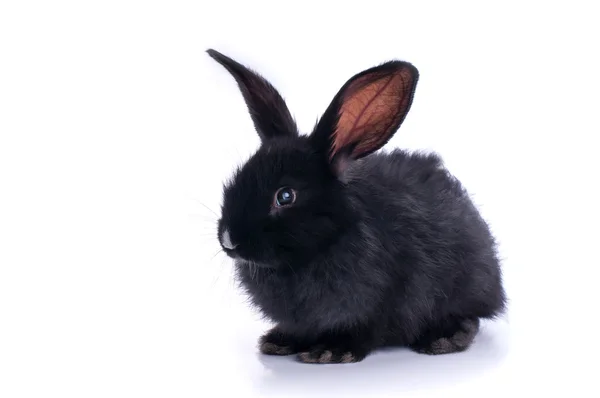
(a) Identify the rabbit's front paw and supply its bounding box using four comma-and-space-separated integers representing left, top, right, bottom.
259, 342, 294, 355
258, 326, 301, 356
297, 345, 364, 364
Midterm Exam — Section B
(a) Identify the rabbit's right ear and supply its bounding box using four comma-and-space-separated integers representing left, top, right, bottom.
207, 49, 299, 141
310, 60, 419, 176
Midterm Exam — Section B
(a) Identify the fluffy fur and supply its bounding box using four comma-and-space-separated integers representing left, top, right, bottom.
208, 49, 506, 364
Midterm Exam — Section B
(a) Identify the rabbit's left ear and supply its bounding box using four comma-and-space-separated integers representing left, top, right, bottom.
310, 60, 419, 175
207, 49, 299, 141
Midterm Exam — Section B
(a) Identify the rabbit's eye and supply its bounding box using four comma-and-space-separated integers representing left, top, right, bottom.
275, 187, 296, 207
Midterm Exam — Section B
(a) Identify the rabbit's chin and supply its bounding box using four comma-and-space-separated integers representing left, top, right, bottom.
234, 258, 277, 270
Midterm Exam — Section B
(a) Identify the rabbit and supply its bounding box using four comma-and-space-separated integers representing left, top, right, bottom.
207, 48, 506, 364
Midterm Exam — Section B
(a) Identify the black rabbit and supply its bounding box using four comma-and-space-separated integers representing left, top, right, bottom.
208, 49, 506, 364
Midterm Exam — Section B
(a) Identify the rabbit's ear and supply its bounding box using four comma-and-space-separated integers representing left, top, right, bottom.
207, 49, 298, 141
310, 60, 419, 174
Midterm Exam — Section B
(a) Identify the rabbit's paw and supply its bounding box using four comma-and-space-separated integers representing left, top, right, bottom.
258, 327, 300, 356
297, 345, 364, 364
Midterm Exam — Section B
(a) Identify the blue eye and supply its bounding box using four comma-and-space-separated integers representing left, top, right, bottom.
275, 187, 296, 207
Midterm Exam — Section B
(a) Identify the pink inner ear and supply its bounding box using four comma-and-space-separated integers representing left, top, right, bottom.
331, 68, 413, 160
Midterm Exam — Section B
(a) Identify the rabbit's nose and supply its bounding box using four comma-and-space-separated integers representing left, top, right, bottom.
220, 229, 238, 251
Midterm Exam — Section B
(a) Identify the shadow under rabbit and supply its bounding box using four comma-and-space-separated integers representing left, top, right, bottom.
252, 319, 509, 396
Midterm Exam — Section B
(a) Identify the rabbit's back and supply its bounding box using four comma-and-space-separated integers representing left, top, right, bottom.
346, 149, 506, 342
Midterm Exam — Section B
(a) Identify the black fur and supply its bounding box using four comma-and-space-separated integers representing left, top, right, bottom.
208, 49, 506, 364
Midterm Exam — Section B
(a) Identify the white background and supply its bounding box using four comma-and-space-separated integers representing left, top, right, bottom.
1, 1, 599, 397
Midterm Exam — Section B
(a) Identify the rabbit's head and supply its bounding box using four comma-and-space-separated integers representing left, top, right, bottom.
207, 49, 419, 268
